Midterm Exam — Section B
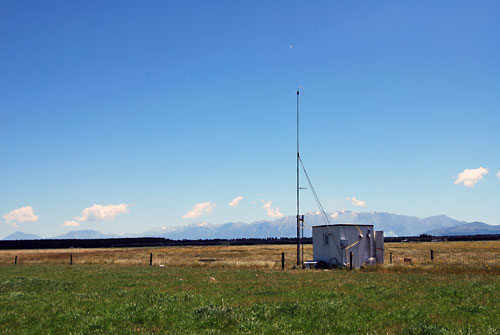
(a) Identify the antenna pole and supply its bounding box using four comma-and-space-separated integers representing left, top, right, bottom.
296, 89, 300, 266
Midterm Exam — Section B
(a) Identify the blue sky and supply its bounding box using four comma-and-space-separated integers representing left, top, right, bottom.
1, 1, 499, 237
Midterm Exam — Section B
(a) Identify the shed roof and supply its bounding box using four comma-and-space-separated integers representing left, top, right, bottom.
312, 224, 374, 228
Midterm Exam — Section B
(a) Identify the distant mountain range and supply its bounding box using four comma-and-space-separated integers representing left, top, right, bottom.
427, 222, 500, 236
2, 230, 118, 240
3, 231, 42, 240
3, 210, 499, 240
51, 230, 120, 240
136, 210, 473, 239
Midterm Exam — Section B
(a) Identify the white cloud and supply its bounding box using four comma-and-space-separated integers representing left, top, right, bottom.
62, 220, 80, 227
228, 196, 244, 208
346, 197, 366, 207
263, 200, 284, 218
454, 167, 489, 187
497, 170, 500, 181
75, 203, 130, 221
182, 202, 216, 219
4, 206, 38, 227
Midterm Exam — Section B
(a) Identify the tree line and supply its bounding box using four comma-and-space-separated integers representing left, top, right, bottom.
1, 234, 498, 250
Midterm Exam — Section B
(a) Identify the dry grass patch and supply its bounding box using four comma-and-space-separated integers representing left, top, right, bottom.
0, 244, 312, 269
384, 241, 500, 274
1, 241, 499, 274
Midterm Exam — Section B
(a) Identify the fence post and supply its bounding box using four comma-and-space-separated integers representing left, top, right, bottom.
150, 253, 153, 266
349, 252, 353, 270
390, 252, 392, 264
431, 249, 434, 261
281, 252, 285, 270
15, 256, 17, 265
70, 254, 73, 265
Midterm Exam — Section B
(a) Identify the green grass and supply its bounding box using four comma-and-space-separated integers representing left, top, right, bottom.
1, 264, 499, 335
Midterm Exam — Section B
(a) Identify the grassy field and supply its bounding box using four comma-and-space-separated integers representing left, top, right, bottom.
1, 241, 499, 334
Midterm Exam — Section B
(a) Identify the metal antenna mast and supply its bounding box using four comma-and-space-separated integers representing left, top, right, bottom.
296, 89, 303, 266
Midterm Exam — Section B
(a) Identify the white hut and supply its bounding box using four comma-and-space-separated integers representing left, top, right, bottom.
310, 224, 384, 268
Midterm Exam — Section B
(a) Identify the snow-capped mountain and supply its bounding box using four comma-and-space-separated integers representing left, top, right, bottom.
140, 210, 468, 239
4, 211, 494, 240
